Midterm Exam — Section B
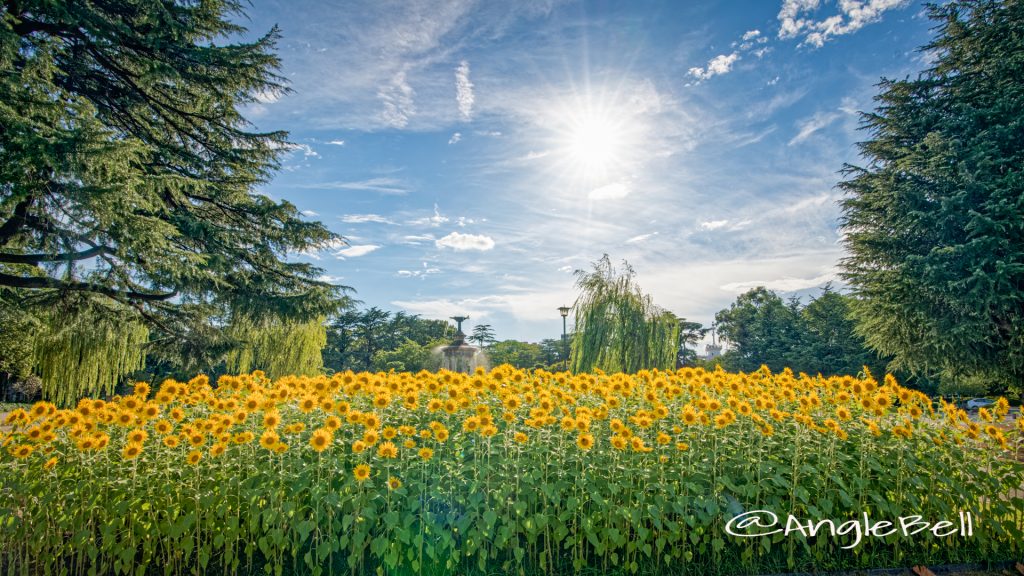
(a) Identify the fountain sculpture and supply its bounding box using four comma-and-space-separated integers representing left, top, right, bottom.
440, 316, 483, 373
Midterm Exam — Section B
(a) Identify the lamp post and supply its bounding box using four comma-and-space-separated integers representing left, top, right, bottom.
557, 305, 571, 372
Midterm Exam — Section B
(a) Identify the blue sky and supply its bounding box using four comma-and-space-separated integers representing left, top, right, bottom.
238, 0, 935, 344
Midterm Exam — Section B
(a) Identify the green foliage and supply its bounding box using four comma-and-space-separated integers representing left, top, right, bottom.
325, 307, 450, 372
0, 289, 36, 381
715, 288, 804, 373
486, 340, 545, 369
0, 0, 345, 350
715, 287, 885, 377
839, 0, 1024, 393
371, 338, 445, 372
31, 299, 148, 406
224, 315, 327, 379
570, 255, 680, 373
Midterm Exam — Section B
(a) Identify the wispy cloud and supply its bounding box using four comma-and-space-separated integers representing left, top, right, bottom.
326, 140, 346, 146
340, 214, 397, 224
448, 132, 462, 145
301, 209, 319, 217
408, 204, 450, 227
625, 232, 657, 244
778, 0, 911, 47
588, 182, 630, 201
720, 270, 839, 293
455, 60, 474, 121
334, 244, 381, 258
299, 177, 410, 195
788, 111, 841, 145
435, 231, 495, 251
397, 265, 442, 278
378, 70, 416, 128
700, 220, 729, 231
399, 234, 436, 245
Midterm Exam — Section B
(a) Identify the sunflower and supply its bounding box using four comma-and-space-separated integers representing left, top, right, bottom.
676, 442, 689, 451
377, 441, 398, 459
513, 432, 528, 444
418, 447, 434, 461
386, 476, 402, 491
260, 431, 280, 450
11, 444, 34, 459
403, 439, 416, 449
576, 433, 595, 451
324, 416, 342, 431
122, 442, 143, 460
610, 436, 627, 451
127, 428, 148, 444
186, 450, 202, 466
263, 411, 281, 429
382, 426, 398, 440
298, 396, 317, 414
656, 432, 671, 445
310, 428, 333, 453
163, 435, 181, 448
353, 464, 371, 482
434, 429, 449, 442
43, 456, 58, 470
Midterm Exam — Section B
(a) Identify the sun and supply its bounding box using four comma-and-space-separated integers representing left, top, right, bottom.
551, 101, 633, 183
566, 112, 620, 171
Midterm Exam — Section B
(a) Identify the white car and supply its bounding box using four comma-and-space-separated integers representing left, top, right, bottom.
966, 398, 995, 410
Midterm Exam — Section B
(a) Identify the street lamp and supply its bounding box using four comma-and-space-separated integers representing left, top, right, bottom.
557, 305, 571, 372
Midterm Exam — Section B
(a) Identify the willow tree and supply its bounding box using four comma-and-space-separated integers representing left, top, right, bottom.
31, 298, 148, 406
224, 315, 327, 379
570, 256, 680, 374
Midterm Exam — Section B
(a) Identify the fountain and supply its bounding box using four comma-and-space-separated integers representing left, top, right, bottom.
440, 316, 485, 373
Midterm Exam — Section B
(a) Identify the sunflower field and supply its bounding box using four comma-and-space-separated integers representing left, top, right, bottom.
1, 366, 1022, 576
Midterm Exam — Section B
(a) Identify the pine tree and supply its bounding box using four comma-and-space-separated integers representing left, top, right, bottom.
0, 1, 348, 399
839, 0, 1024, 394
0, 0, 346, 322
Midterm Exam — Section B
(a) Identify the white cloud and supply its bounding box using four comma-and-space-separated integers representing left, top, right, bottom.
286, 143, 319, 159
588, 182, 630, 200
301, 209, 319, 217
409, 204, 450, 227
326, 140, 346, 146
448, 132, 462, 145
435, 231, 495, 251
455, 60, 474, 121
299, 177, 410, 195
456, 216, 475, 227
788, 111, 841, 145
378, 70, 416, 128
334, 244, 381, 259
340, 214, 396, 224
742, 29, 762, 41
688, 52, 740, 81
700, 219, 729, 231
778, 0, 910, 47
317, 274, 346, 284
